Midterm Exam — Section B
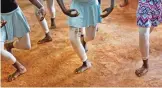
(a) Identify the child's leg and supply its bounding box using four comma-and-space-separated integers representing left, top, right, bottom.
13, 33, 31, 50
1, 42, 26, 82
150, 27, 154, 33
80, 28, 88, 52
135, 27, 150, 77
35, 0, 49, 33
47, 0, 56, 28
35, 0, 52, 44
1, 42, 16, 64
69, 27, 91, 73
5, 33, 31, 52
120, 0, 128, 7
47, 0, 56, 18
84, 26, 97, 42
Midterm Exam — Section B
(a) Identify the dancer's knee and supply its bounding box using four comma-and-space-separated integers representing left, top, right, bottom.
69, 27, 79, 43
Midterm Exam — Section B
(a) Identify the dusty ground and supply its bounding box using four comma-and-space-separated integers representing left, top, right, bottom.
1, 0, 162, 87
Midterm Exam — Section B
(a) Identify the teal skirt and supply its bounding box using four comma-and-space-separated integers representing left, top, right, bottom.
1, 6, 30, 42
68, 0, 101, 28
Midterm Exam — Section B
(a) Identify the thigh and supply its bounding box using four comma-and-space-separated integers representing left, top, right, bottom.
69, 26, 81, 38
47, 0, 54, 6
17, 33, 31, 46
85, 26, 97, 38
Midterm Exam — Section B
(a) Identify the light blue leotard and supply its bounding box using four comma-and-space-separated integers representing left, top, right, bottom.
68, 0, 101, 28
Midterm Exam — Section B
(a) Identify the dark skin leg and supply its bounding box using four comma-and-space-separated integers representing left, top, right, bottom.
50, 18, 56, 29
135, 59, 149, 77
120, 0, 128, 7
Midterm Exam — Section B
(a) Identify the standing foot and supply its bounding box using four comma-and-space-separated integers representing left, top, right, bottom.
135, 66, 148, 77
75, 60, 92, 73
37, 32, 52, 44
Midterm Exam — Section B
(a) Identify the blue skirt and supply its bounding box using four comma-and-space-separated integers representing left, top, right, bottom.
1, 6, 30, 42
68, 0, 101, 28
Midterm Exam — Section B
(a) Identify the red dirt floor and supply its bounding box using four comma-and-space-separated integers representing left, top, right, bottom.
1, 0, 162, 87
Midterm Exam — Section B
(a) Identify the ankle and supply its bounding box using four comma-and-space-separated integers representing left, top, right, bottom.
45, 32, 50, 36
13, 61, 24, 71
142, 59, 149, 68
83, 59, 91, 66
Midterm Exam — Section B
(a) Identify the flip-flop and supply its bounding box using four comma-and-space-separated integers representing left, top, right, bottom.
135, 67, 148, 77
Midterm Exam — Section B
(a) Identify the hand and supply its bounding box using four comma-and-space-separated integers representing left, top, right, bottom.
100, 7, 113, 18
1, 20, 7, 28
37, 7, 46, 21
64, 9, 79, 17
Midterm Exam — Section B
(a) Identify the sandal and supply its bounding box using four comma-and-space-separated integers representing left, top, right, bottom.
135, 66, 148, 77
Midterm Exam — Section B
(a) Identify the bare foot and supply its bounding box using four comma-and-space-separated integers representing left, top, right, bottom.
135, 66, 148, 77
8, 67, 27, 82
75, 60, 92, 73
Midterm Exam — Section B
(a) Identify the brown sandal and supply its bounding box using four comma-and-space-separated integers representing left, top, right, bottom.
135, 66, 148, 77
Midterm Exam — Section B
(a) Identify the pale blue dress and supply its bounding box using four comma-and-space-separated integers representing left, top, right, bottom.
1, 7, 30, 42
68, 0, 101, 28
